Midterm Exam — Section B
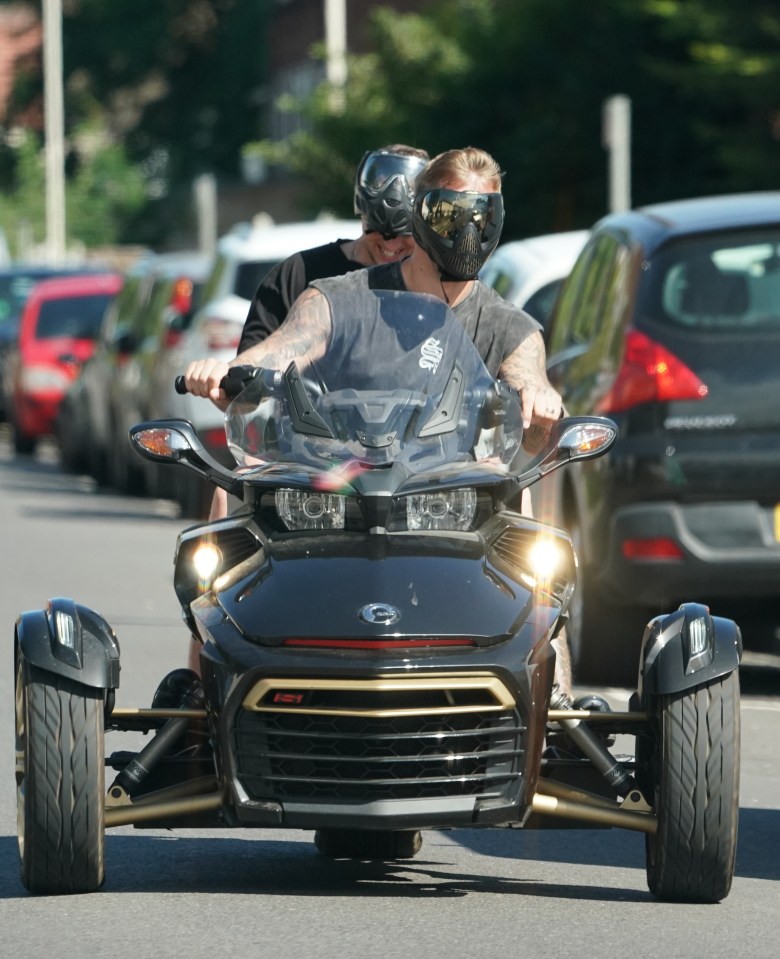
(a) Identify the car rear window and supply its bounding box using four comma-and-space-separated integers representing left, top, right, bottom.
639, 230, 780, 332
35, 294, 114, 340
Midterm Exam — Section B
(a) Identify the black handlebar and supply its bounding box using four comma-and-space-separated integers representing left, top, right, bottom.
175, 366, 279, 399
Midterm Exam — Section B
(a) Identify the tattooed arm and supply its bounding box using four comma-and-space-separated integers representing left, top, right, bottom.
499, 329, 564, 453
183, 288, 331, 409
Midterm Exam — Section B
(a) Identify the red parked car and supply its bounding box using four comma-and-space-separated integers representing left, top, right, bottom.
6, 272, 122, 454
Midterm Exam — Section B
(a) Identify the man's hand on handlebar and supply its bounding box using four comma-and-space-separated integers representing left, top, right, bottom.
183, 358, 232, 410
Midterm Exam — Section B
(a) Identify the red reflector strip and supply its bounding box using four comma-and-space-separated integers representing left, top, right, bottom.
622, 537, 683, 560
282, 638, 476, 649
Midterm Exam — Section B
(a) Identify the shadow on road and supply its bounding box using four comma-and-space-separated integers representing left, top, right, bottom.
0, 805, 776, 900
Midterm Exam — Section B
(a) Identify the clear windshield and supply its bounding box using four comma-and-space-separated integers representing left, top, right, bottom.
225, 289, 527, 482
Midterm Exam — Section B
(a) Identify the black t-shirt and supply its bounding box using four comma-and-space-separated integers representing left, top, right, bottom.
311, 261, 541, 379
239, 240, 363, 353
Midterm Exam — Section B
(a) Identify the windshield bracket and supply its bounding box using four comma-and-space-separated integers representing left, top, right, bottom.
418, 363, 466, 437
283, 362, 334, 438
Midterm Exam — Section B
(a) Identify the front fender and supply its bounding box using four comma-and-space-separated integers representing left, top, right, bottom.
15, 598, 120, 691
637, 602, 741, 700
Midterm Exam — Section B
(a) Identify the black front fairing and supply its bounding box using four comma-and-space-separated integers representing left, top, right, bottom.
174, 291, 575, 829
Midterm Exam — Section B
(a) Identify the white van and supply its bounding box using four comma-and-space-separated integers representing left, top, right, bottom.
154, 215, 362, 517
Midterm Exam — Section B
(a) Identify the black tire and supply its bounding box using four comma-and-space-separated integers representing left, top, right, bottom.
177, 472, 215, 521
13, 428, 36, 456
642, 671, 740, 903
314, 828, 422, 860
15, 658, 105, 895
567, 513, 650, 687
108, 426, 145, 496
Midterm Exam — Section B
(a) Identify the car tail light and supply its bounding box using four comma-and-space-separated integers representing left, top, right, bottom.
201, 427, 226, 449
163, 328, 184, 349
202, 317, 241, 351
596, 329, 708, 414
170, 277, 193, 316
622, 537, 684, 561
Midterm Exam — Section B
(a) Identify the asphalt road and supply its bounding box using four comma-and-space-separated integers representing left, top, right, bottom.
0, 431, 778, 959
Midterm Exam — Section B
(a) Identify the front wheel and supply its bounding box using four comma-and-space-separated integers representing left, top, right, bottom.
641, 671, 740, 903
16, 658, 106, 894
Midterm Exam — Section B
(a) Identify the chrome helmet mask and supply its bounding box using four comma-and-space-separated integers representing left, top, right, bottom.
412, 188, 504, 281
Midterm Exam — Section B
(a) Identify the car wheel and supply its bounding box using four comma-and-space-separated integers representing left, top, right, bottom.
15, 658, 105, 895
640, 671, 739, 902
314, 828, 422, 860
177, 472, 215, 521
13, 430, 36, 455
567, 510, 650, 688
108, 422, 145, 496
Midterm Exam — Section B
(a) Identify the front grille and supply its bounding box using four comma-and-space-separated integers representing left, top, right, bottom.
233, 677, 525, 803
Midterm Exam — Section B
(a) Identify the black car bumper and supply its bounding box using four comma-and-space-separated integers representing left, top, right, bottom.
598, 499, 780, 605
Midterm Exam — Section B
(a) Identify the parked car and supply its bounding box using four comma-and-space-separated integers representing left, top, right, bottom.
67, 257, 160, 488
167, 216, 362, 517
0, 265, 101, 422
107, 251, 213, 500
541, 191, 780, 685
5, 272, 123, 455
480, 230, 589, 331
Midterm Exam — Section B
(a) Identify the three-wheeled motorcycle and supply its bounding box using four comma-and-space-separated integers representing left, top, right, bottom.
14, 290, 741, 901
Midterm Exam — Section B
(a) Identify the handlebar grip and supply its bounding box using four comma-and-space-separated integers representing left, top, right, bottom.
174, 365, 274, 399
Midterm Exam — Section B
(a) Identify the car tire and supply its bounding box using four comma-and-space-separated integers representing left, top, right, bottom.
314, 828, 422, 860
567, 510, 650, 688
108, 421, 145, 496
13, 430, 36, 455
640, 671, 740, 903
177, 472, 215, 521
15, 658, 105, 895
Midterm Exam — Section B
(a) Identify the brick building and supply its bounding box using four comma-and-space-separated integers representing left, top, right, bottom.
0, 3, 41, 128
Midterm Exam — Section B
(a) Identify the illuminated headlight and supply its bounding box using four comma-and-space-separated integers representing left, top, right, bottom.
394, 488, 478, 531
276, 489, 346, 530
192, 542, 222, 583
527, 538, 563, 579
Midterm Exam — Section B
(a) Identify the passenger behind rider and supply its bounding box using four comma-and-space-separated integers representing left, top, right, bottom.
184, 146, 572, 699
208, 143, 430, 520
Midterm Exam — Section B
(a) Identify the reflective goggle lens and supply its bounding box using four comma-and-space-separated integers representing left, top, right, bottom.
358, 153, 428, 192
416, 190, 504, 243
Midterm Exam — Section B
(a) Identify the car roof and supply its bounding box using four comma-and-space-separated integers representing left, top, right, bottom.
591, 192, 780, 254
27, 273, 124, 300
482, 230, 590, 300
217, 217, 363, 261
139, 250, 214, 282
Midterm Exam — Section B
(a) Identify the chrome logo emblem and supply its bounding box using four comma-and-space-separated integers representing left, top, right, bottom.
359, 603, 401, 625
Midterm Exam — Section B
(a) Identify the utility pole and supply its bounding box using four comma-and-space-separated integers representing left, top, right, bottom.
602, 95, 631, 213
194, 174, 217, 258
324, 0, 347, 111
42, 0, 66, 264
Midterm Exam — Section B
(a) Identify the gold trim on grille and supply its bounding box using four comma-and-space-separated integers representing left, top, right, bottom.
241, 674, 516, 717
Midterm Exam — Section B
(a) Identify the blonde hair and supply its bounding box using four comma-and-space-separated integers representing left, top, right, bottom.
416, 147, 503, 195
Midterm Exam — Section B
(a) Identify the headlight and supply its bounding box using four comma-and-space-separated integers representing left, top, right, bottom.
526, 538, 563, 579
391, 488, 478, 531
192, 542, 222, 583
276, 489, 346, 530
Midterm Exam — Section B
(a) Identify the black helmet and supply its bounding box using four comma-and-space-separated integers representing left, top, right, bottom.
354, 150, 429, 238
412, 188, 504, 281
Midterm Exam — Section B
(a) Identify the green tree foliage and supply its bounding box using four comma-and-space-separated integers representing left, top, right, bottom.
0, 0, 272, 250
0, 128, 147, 255
274, 0, 780, 240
